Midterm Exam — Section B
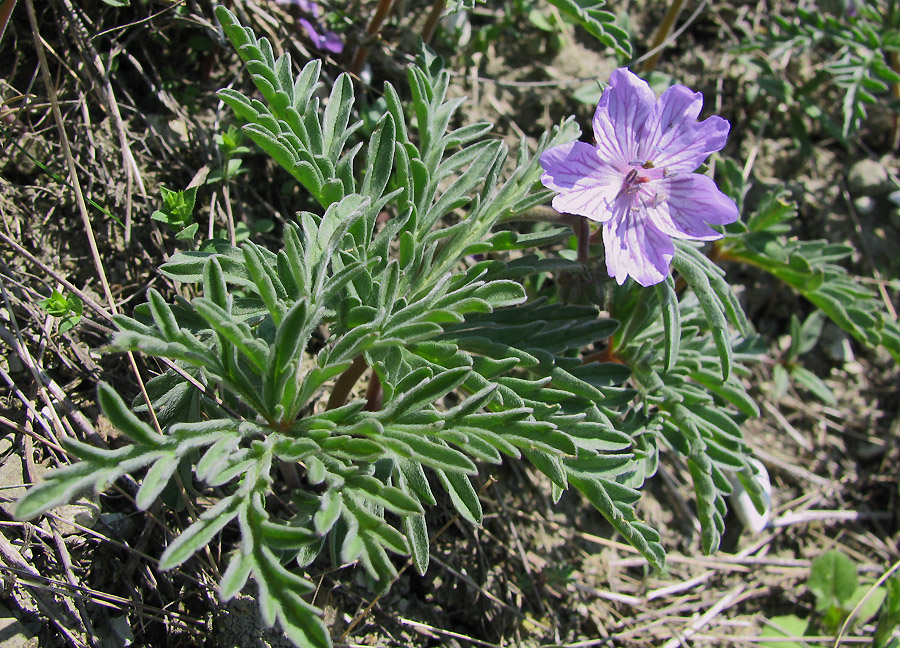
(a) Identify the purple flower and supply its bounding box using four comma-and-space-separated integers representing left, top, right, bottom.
276, 0, 343, 54
298, 17, 343, 54
540, 68, 738, 287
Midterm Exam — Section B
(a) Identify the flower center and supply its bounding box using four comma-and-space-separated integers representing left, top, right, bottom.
622, 168, 651, 194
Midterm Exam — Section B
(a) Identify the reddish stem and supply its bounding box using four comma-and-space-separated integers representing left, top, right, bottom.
421, 0, 446, 44
326, 354, 368, 410
363, 369, 383, 411
350, 0, 395, 78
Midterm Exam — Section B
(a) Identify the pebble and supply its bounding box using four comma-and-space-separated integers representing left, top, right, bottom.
848, 158, 892, 197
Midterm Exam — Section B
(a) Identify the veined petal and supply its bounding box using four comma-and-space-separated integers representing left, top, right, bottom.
646, 174, 738, 240
592, 69, 656, 167
644, 88, 730, 173
603, 208, 673, 286
540, 141, 620, 221
639, 85, 701, 162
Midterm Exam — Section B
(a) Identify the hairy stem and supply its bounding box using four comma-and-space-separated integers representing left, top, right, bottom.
350, 0, 395, 78
421, 0, 446, 44
640, 0, 687, 73
325, 354, 368, 410
363, 369, 383, 411
891, 50, 900, 150
499, 205, 582, 228
576, 216, 591, 265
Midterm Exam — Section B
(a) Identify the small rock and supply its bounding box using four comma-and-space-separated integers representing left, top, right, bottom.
0, 452, 27, 518
213, 594, 295, 648
853, 195, 876, 215
848, 158, 892, 197
50, 498, 100, 536
0, 604, 37, 648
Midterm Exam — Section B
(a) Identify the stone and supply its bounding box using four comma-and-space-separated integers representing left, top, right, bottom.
50, 498, 100, 536
0, 451, 27, 519
0, 604, 37, 648
847, 158, 892, 197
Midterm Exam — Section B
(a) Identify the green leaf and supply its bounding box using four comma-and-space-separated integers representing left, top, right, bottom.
875, 575, 900, 648
322, 73, 354, 161
380, 367, 470, 420
790, 366, 836, 405
380, 428, 477, 474
135, 454, 179, 510
314, 490, 343, 535
808, 550, 859, 611
543, 0, 632, 57
403, 514, 430, 575
846, 584, 887, 628
569, 473, 665, 569
760, 615, 811, 648
159, 495, 242, 569
16, 461, 106, 520
434, 469, 482, 524
656, 275, 680, 372
362, 112, 396, 200
672, 243, 732, 380
97, 382, 164, 446
396, 457, 436, 506
193, 298, 269, 372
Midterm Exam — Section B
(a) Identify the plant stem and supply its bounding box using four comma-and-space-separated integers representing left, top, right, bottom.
499, 205, 582, 228
350, 0, 395, 78
576, 216, 591, 265
326, 354, 369, 410
363, 369, 383, 411
891, 50, 900, 150
640, 0, 687, 73
421, 0, 446, 44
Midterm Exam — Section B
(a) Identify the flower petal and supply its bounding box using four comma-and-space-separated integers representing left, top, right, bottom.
540, 141, 620, 222
640, 84, 730, 173
592, 69, 656, 168
603, 208, 673, 286
646, 174, 738, 240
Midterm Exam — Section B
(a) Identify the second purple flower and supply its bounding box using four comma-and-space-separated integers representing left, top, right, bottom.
540, 68, 739, 287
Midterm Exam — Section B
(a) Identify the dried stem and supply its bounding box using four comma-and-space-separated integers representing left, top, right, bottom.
421, 0, 446, 44
639, 0, 687, 73
350, 0, 395, 78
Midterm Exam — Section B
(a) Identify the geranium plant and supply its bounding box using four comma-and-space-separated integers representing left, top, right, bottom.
16, 6, 900, 647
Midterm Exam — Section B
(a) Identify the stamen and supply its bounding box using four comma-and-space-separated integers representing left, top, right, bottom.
624, 168, 638, 185
662, 167, 676, 179
642, 160, 655, 169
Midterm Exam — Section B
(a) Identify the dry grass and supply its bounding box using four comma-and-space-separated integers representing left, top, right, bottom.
1, 0, 898, 646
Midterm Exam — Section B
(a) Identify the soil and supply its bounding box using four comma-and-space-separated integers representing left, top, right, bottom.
1, 1, 898, 647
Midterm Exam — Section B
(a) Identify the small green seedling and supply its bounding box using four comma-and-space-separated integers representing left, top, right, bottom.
151, 185, 199, 241
772, 311, 836, 404
38, 289, 83, 334
208, 126, 251, 184
763, 550, 891, 647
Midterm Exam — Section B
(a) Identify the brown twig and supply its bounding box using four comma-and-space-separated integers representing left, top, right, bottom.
350, 0, 395, 78
0, 0, 16, 46
421, 0, 446, 44
325, 354, 369, 411
638, 0, 690, 73
26, 0, 162, 442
